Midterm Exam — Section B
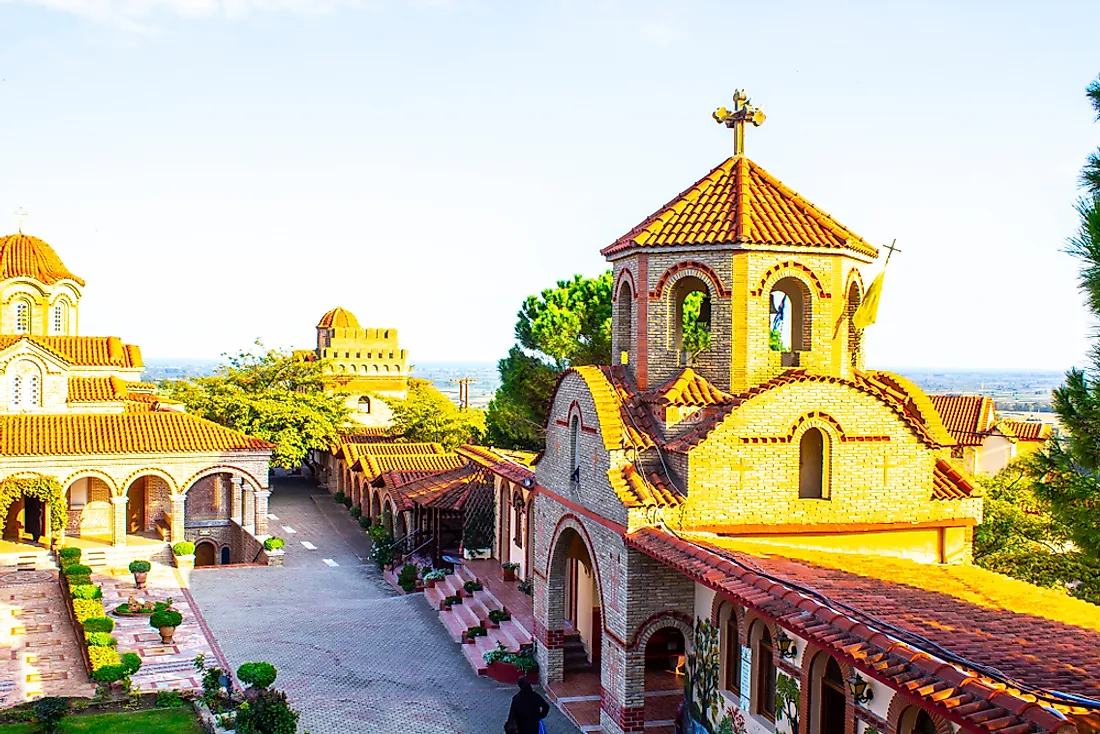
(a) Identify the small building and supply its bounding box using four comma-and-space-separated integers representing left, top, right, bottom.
929, 395, 1054, 475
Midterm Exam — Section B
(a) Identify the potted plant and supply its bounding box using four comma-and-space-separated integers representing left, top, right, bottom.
150, 608, 183, 644
237, 662, 277, 700
442, 594, 462, 610
463, 625, 487, 643
172, 541, 195, 570
128, 560, 151, 589
487, 609, 511, 627
501, 562, 520, 582
463, 580, 483, 595
423, 569, 447, 589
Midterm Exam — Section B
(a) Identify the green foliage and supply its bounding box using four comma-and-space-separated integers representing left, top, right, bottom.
775, 672, 800, 732
263, 537, 285, 551
333, 491, 345, 503
398, 563, 419, 592
423, 568, 447, 581
34, 697, 67, 733
769, 328, 785, 352
388, 379, 485, 450
482, 642, 537, 672
85, 632, 116, 647
341, 495, 353, 508
466, 625, 487, 638
681, 290, 712, 363
517, 578, 532, 596
160, 342, 350, 468
0, 476, 66, 535
90, 664, 126, 684
121, 652, 142, 675
501, 562, 520, 571
488, 609, 511, 623
463, 580, 483, 593
237, 662, 278, 689
486, 272, 613, 450
150, 610, 183, 629
172, 541, 195, 556
358, 515, 372, 529
975, 462, 1100, 605
58, 547, 81, 563
70, 584, 103, 601
62, 564, 91, 577
717, 707, 747, 734
692, 618, 721, 724
65, 574, 90, 588
349, 506, 362, 518
82, 617, 114, 633
128, 560, 152, 574
234, 688, 299, 734
156, 690, 185, 708
367, 521, 394, 569
72, 598, 106, 624
443, 595, 462, 607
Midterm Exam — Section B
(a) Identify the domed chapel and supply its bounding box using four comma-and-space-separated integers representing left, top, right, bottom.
0, 230, 273, 567
528, 92, 1100, 734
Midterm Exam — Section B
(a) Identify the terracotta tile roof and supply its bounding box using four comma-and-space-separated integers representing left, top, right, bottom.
562, 366, 656, 452
929, 395, 997, 447
0, 233, 85, 286
0, 413, 272, 456
607, 464, 684, 508
627, 528, 1100, 734
371, 469, 443, 490
341, 442, 445, 464
601, 157, 878, 258
639, 367, 734, 408
0, 335, 143, 368
457, 445, 535, 484
317, 307, 359, 329
388, 464, 491, 511
352, 453, 466, 482
67, 376, 129, 402
1000, 420, 1053, 443
932, 458, 978, 500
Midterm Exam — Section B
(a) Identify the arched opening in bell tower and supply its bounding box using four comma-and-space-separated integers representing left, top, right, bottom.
769, 277, 811, 362
846, 280, 863, 368
673, 276, 711, 366
615, 280, 633, 363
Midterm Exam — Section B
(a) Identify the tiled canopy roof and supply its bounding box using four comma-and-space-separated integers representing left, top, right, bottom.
560, 366, 656, 452
929, 395, 997, 447
0, 233, 85, 286
340, 442, 444, 465
352, 453, 466, 482
627, 528, 1100, 734
608, 464, 683, 508
388, 464, 491, 511
640, 367, 733, 408
602, 157, 879, 258
65, 376, 176, 412
457, 445, 535, 484
0, 335, 143, 368
0, 413, 272, 456
1000, 420, 1053, 443
317, 307, 360, 329
932, 458, 977, 500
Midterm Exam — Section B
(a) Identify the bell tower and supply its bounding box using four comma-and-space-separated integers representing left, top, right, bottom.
604, 91, 880, 393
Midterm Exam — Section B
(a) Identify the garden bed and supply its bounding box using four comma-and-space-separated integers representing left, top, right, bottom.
0, 705, 204, 733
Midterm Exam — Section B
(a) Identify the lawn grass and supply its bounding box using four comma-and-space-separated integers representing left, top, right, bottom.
0, 707, 203, 734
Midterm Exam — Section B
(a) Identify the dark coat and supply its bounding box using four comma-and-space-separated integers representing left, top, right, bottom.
508, 688, 550, 734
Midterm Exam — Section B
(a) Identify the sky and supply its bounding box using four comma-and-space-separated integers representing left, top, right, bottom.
1, 0, 1098, 371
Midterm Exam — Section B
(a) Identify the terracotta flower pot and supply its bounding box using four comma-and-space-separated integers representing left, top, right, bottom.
158, 625, 176, 644
133, 572, 148, 589
501, 567, 517, 582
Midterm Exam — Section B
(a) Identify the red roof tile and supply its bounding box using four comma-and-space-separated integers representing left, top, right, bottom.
317, 307, 360, 329
602, 157, 878, 258
0, 335, 143, 368
930, 395, 997, 447
640, 367, 734, 408
932, 458, 977, 500
607, 464, 684, 508
1000, 420, 1053, 443
0, 233, 85, 286
353, 453, 466, 482
457, 445, 535, 484
388, 464, 491, 511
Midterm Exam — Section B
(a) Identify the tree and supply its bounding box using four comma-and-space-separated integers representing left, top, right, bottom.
161, 342, 350, 469
388, 378, 485, 450
486, 272, 612, 450
681, 291, 712, 364
1034, 75, 1100, 559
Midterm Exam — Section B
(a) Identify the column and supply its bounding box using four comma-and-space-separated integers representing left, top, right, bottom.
243, 487, 255, 531
170, 494, 186, 544
43, 504, 52, 548
254, 490, 271, 537
230, 477, 243, 525
110, 495, 127, 546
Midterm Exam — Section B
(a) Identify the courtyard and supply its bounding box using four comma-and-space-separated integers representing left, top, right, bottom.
189, 476, 578, 734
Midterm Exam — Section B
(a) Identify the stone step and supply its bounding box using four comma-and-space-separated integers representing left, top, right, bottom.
472, 589, 503, 613
439, 575, 464, 599
498, 620, 532, 648
460, 637, 489, 676
449, 600, 482, 632
424, 586, 446, 610
439, 609, 468, 643
456, 565, 479, 585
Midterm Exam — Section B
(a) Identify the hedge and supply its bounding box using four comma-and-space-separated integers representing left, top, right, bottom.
72, 599, 106, 625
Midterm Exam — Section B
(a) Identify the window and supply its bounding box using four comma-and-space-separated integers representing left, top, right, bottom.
569, 416, 581, 482
358, 396, 371, 413
14, 301, 29, 334
52, 301, 67, 335
615, 279, 633, 363
723, 607, 741, 695
846, 281, 862, 368
27, 375, 40, 407
769, 277, 812, 362
755, 625, 776, 722
815, 656, 847, 734
673, 276, 711, 366
512, 494, 525, 548
9, 376, 21, 409
900, 707, 940, 734
69, 479, 89, 507
799, 427, 827, 499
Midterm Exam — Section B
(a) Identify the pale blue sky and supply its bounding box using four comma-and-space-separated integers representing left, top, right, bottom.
1, 0, 1097, 370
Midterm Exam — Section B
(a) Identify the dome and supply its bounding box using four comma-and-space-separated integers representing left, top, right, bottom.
0, 232, 85, 286
317, 307, 360, 329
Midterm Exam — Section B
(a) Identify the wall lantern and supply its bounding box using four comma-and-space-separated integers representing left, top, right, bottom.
847, 673, 874, 704
775, 629, 797, 659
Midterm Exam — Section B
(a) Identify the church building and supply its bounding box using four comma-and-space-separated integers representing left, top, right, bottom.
0, 231, 274, 567
528, 93, 1100, 734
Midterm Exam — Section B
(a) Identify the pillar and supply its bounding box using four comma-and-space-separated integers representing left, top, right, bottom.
43, 503, 52, 548
254, 490, 271, 536
170, 494, 186, 544
243, 487, 255, 531
230, 477, 243, 525
110, 495, 127, 546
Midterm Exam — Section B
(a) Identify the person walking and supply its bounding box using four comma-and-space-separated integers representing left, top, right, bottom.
505, 676, 550, 734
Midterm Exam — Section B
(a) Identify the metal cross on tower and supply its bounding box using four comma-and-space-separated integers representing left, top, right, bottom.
12, 207, 28, 234
713, 89, 766, 157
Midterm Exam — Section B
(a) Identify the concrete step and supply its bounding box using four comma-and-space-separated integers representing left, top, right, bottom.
461, 637, 488, 676
439, 575, 464, 599
439, 609, 468, 643
456, 565, 479, 585
425, 586, 446, 610
450, 600, 482, 632
500, 620, 532, 646
472, 589, 503, 613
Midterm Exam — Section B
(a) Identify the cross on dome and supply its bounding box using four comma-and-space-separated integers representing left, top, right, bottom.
713, 89, 766, 157
12, 207, 28, 234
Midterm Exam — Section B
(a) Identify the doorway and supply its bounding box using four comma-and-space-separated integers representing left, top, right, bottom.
819, 658, 846, 734
195, 542, 216, 567
220, 547, 231, 565
127, 481, 146, 533
23, 496, 44, 540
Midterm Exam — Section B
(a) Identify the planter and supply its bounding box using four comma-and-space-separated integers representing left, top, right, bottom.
486, 661, 536, 685
501, 567, 517, 582
463, 548, 491, 560
133, 572, 148, 589
158, 625, 177, 644
426, 578, 438, 590
174, 553, 195, 570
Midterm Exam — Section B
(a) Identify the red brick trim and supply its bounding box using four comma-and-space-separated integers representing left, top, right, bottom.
637, 255, 648, 390
614, 267, 637, 302
533, 487, 627, 537
556, 399, 600, 434
750, 260, 831, 299
733, 410, 891, 445
626, 610, 694, 651
886, 690, 954, 734
650, 260, 732, 300
799, 644, 857, 734
845, 267, 864, 298
602, 689, 646, 734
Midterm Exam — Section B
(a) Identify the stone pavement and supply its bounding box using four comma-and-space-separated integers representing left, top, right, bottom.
190, 476, 579, 734
0, 569, 94, 703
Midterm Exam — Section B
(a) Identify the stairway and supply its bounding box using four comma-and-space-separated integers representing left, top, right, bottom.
0, 547, 56, 573
77, 543, 171, 570
563, 632, 593, 673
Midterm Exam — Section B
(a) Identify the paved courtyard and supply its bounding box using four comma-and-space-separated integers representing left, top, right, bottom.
190, 475, 578, 734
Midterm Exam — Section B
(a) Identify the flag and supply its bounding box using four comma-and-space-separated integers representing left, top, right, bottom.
852, 271, 885, 329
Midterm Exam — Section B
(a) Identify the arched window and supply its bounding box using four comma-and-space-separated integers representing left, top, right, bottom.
358, 396, 371, 413
9, 375, 22, 409
913, 711, 938, 734
799, 427, 827, 499
721, 604, 741, 695
615, 279, 634, 363
900, 707, 940, 734
14, 301, 29, 334
673, 277, 711, 366
846, 281, 863, 368
769, 277, 812, 364
27, 375, 40, 407
753, 623, 776, 722
512, 493, 525, 548
812, 656, 847, 734
569, 415, 581, 482
52, 300, 68, 335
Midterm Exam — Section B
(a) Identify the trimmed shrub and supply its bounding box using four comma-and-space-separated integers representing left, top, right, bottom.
341, 495, 353, 508
72, 599, 106, 624
358, 515, 372, 529
128, 560, 152, 574
62, 564, 91, 577
237, 661, 278, 689
84, 632, 116, 647
463, 580, 483, 593
397, 563, 419, 593
263, 537, 284, 551
65, 574, 91, 588
488, 609, 511, 623
150, 609, 183, 629
333, 491, 345, 503
350, 506, 362, 518
443, 595, 462, 607
120, 652, 142, 675
156, 690, 185, 708
57, 547, 81, 564
91, 663, 127, 684
82, 617, 114, 633
33, 697, 66, 734
69, 584, 102, 601
172, 541, 195, 556
234, 688, 299, 734
88, 645, 120, 671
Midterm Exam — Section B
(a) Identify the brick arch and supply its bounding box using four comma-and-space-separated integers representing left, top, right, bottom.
886, 692, 954, 734
750, 260, 831, 299
119, 468, 178, 497
709, 593, 747, 635
845, 268, 864, 298
544, 513, 606, 626
627, 610, 694, 651
742, 609, 777, 642
790, 411, 846, 443
60, 469, 118, 496
180, 465, 265, 494
799, 643, 858, 734
614, 267, 637, 301
650, 260, 731, 300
